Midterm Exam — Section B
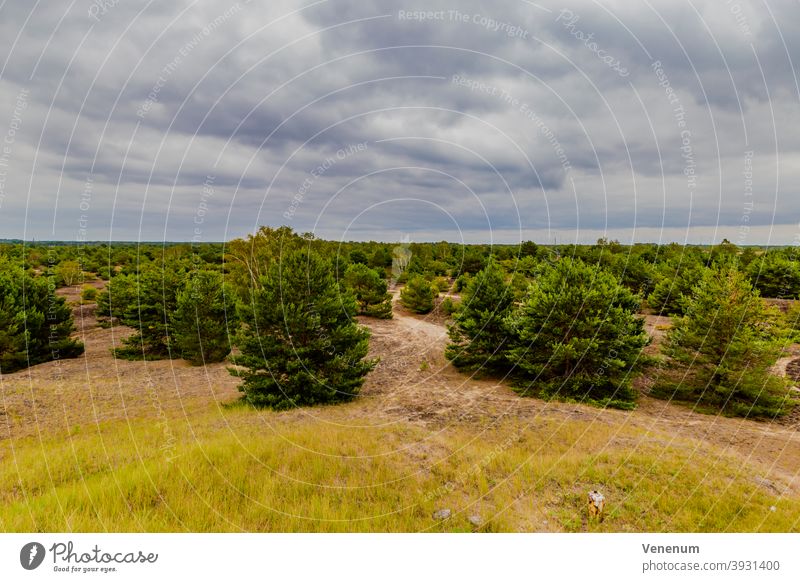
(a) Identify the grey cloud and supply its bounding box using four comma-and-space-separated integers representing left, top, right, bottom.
0, 0, 798, 243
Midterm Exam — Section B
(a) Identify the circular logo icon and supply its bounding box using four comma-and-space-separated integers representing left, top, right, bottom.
20, 542, 46, 570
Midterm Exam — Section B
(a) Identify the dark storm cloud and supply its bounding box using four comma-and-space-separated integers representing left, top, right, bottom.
0, 0, 798, 243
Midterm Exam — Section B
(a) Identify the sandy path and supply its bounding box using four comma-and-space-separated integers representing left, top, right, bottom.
360, 295, 800, 495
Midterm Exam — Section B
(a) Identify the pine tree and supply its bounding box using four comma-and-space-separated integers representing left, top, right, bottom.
233, 248, 376, 409
0, 265, 84, 373
343, 263, 392, 319
507, 258, 648, 408
655, 263, 793, 417
747, 251, 800, 299
445, 258, 514, 375
172, 270, 235, 365
104, 260, 187, 358
400, 275, 436, 314
648, 259, 704, 316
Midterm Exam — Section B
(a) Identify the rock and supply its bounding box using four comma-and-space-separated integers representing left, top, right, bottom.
770, 506, 777, 512
468, 514, 482, 526
432, 509, 451, 520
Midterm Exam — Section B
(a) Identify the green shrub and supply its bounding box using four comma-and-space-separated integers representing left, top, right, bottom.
172, 270, 235, 365
400, 276, 436, 314
102, 261, 188, 359
80, 285, 98, 302
440, 296, 458, 316
431, 276, 451, 294
648, 260, 705, 316
55, 260, 83, 287
343, 263, 392, 319
747, 252, 800, 299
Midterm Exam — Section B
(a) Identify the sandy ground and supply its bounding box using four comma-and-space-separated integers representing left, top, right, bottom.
2, 283, 799, 496
0, 282, 239, 440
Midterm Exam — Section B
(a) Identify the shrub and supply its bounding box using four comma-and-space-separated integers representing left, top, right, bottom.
648, 260, 705, 316
786, 301, 800, 342
172, 270, 235, 365
454, 273, 471, 293
233, 248, 376, 409
0, 266, 84, 373
440, 296, 458, 316
81, 285, 98, 302
654, 263, 793, 417
343, 263, 392, 319
506, 258, 649, 408
446, 259, 515, 375
400, 276, 436, 314
369, 246, 393, 269
55, 260, 83, 287
747, 252, 800, 299
431, 276, 451, 294
97, 273, 137, 321
349, 250, 369, 265
104, 261, 187, 359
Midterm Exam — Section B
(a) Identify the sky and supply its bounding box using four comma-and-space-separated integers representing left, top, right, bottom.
0, 0, 798, 245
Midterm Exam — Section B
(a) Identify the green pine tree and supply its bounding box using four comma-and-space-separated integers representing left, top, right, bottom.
400, 275, 436, 314
648, 259, 704, 316
106, 260, 188, 359
446, 258, 514, 375
233, 248, 376, 409
343, 263, 393, 319
172, 270, 236, 365
0, 265, 84, 373
655, 263, 793, 417
507, 258, 649, 408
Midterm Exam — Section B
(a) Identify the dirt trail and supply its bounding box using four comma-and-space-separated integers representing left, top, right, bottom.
361, 294, 800, 495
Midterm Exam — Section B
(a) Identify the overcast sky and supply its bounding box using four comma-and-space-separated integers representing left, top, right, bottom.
0, 0, 798, 244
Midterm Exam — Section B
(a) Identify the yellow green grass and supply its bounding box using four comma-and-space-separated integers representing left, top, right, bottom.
1, 404, 797, 532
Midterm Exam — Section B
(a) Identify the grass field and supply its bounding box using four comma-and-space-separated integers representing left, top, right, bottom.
1, 402, 798, 532
1, 285, 799, 532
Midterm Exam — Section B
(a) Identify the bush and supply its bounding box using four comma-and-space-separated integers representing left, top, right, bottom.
440, 296, 458, 316
786, 301, 800, 342
431, 276, 451, 294
343, 263, 392, 319
172, 270, 235, 365
104, 261, 187, 359
0, 266, 84, 373
747, 252, 800, 299
97, 273, 137, 321
506, 258, 649, 408
55, 260, 83, 287
349, 250, 369, 265
400, 276, 436, 314
654, 263, 793, 417
648, 260, 705, 316
81, 284, 98, 302
233, 248, 376, 409
446, 259, 515, 375
454, 273, 471, 293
